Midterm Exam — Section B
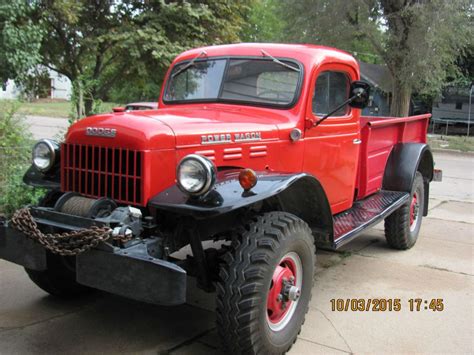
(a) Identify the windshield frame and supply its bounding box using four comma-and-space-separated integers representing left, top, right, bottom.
162, 55, 304, 109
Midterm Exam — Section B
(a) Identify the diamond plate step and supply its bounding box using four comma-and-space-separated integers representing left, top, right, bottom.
333, 190, 409, 249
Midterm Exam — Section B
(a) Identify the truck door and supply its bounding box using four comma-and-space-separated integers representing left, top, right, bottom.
303, 65, 361, 214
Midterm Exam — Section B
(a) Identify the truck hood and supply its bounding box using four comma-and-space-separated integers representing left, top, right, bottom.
66, 104, 288, 150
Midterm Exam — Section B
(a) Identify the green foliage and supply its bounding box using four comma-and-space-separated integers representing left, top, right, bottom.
0, 102, 44, 216
0, 0, 252, 117
0, 1, 44, 84
105, 0, 253, 103
276, 0, 384, 61
240, 0, 284, 42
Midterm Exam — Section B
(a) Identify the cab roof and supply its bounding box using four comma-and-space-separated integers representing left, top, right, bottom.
172, 43, 359, 73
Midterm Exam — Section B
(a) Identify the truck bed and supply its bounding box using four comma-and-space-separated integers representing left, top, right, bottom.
356, 114, 430, 200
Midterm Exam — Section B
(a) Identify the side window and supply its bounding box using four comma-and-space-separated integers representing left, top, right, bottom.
312, 71, 350, 116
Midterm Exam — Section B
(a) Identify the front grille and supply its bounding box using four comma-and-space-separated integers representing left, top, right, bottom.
61, 143, 144, 205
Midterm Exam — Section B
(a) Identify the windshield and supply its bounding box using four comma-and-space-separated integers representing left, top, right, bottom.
163, 58, 301, 107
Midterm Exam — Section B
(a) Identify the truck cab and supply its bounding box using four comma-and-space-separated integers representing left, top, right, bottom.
0, 43, 439, 355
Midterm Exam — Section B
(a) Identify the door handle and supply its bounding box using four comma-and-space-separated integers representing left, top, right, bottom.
353, 139, 362, 145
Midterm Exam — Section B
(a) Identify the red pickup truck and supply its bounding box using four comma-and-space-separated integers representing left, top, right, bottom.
0, 44, 440, 354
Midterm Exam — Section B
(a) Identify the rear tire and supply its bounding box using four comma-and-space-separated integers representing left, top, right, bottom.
384, 172, 425, 250
216, 212, 315, 354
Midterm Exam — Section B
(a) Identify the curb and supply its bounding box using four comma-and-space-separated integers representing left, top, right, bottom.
431, 148, 474, 157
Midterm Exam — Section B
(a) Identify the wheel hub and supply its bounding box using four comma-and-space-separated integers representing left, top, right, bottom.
266, 253, 302, 331
410, 192, 419, 229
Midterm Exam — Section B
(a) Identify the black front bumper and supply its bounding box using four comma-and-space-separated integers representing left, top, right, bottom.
0, 219, 187, 306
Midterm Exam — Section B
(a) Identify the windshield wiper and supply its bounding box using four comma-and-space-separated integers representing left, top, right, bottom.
261, 49, 300, 72
171, 50, 207, 78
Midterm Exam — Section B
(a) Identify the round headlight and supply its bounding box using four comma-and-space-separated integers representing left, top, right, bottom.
32, 139, 58, 172
177, 154, 216, 196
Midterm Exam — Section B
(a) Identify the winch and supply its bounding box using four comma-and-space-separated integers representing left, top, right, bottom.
54, 193, 117, 218
54, 192, 143, 239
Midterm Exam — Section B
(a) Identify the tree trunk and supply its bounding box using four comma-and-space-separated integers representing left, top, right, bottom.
390, 79, 411, 117
84, 96, 93, 117
75, 81, 85, 119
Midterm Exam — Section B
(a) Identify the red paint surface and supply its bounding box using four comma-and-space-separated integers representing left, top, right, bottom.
62, 43, 429, 214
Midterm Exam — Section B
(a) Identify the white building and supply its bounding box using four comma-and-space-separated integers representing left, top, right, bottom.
0, 67, 72, 100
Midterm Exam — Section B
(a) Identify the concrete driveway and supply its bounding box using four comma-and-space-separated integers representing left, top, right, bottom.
25, 115, 69, 140
0, 147, 472, 353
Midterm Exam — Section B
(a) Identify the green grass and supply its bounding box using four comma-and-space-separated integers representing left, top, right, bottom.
428, 135, 474, 152
7, 100, 119, 119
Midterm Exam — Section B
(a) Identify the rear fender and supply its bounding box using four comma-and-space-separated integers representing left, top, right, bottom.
382, 143, 434, 216
149, 170, 333, 245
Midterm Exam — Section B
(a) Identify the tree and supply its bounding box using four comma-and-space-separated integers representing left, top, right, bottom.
104, 0, 252, 103
240, 0, 284, 42
2, 0, 252, 117
0, 2, 43, 86
278, 0, 472, 116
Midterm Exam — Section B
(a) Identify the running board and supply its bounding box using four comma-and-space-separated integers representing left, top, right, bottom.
332, 190, 409, 249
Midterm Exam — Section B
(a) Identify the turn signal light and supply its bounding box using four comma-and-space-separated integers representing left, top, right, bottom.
239, 168, 258, 191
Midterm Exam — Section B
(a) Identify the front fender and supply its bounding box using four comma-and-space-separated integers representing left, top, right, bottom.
149, 170, 305, 218
150, 170, 331, 225
150, 170, 334, 246
23, 165, 60, 189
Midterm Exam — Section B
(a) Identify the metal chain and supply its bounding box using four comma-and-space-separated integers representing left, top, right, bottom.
10, 208, 132, 256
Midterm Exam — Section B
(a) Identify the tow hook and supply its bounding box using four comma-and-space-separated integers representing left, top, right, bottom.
112, 225, 133, 238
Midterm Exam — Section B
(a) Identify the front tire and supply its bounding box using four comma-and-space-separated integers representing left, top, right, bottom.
384, 172, 425, 250
25, 253, 92, 299
24, 190, 91, 298
217, 212, 315, 354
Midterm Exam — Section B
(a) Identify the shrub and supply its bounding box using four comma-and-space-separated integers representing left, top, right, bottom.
0, 101, 44, 216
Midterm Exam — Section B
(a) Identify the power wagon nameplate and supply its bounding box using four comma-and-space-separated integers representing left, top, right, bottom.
86, 127, 117, 138
201, 132, 261, 145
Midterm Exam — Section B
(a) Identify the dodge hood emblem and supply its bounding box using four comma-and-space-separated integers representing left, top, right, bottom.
86, 127, 117, 138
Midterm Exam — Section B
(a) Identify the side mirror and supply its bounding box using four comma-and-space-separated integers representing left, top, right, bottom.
112, 106, 126, 113
349, 81, 371, 109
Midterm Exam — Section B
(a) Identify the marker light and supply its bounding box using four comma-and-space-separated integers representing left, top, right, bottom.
239, 168, 258, 191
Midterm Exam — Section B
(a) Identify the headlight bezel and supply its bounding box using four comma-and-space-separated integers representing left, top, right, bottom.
32, 139, 59, 172
176, 154, 216, 196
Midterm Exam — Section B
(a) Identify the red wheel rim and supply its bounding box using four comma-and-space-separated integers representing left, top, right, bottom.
410, 192, 419, 231
266, 252, 302, 331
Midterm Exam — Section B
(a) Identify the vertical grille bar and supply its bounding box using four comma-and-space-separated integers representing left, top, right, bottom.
85, 145, 89, 195
104, 148, 110, 196
125, 149, 129, 202
98, 147, 102, 198
133, 150, 137, 204
118, 148, 123, 202
72, 144, 76, 191
78, 144, 82, 193
112, 148, 115, 201
61, 144, 65, 192
91, 145, 95, 197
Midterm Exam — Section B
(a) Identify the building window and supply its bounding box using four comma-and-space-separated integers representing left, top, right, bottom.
455, 102, 463, 110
